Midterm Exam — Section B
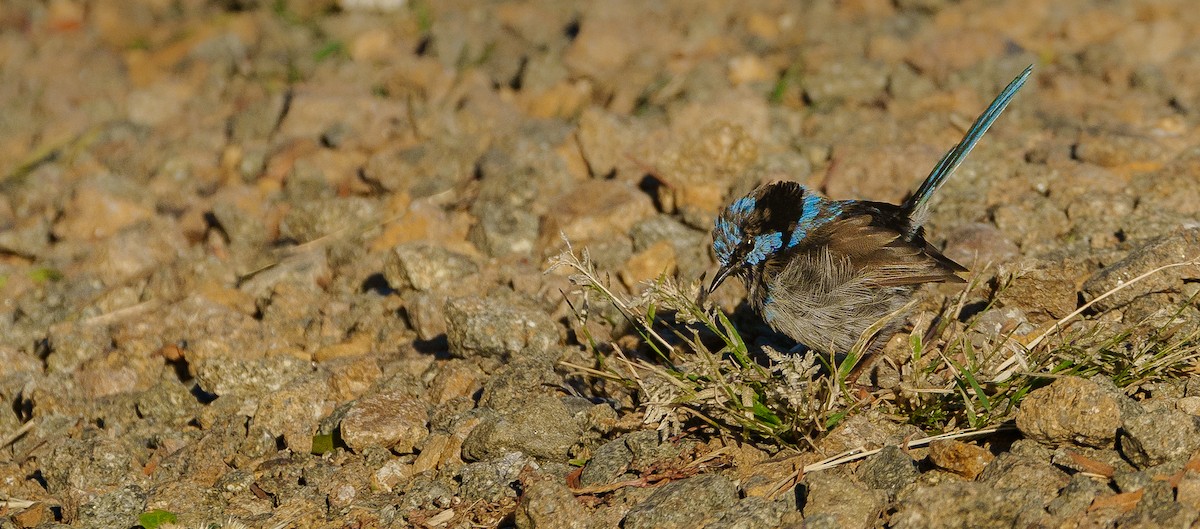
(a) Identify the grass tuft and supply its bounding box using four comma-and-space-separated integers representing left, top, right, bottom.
550, 237, 1200, 446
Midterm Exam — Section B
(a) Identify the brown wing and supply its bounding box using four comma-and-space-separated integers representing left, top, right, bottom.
819, 214, 966, 287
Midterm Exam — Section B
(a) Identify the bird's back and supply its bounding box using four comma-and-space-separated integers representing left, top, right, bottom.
755, 201, 965, 354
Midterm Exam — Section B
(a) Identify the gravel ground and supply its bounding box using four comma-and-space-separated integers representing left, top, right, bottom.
2, 0, 1200, 528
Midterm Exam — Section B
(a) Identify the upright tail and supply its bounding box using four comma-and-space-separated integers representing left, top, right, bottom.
903, 65, 1033, 230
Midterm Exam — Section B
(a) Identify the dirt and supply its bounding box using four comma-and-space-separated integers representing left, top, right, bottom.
1, 0, 1199, 528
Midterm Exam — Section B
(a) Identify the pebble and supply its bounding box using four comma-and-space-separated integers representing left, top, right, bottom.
52, 177, 155, 242
192, 354, 311, 398
927, 440, 993, 480
252, 374, 335, 453
514, 474, 591, 529
623, 473, 739, 529
383, 242, 479, 293
856, 445, 919, 497
977, 452, 1070, 504
444, 295, 560, 364
339, 390, 430, 454
461, 395, 582, 462
801, 471, 887, 529
620, 239, 677, 288
1081, 227, 1200, 312
803, 60, 889, 107
459, 451, 539, 503
1016, 376, 1123, 448
1119, 407, 1200, 468
892, 481, 1047, 529
994, 257, 1089, 322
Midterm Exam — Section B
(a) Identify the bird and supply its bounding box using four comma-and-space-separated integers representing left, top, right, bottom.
702, 65, 1032, 376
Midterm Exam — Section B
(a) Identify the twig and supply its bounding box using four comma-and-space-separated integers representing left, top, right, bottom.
1, 421, 34, 449
0, 497, 36, 510
766, 426, 1011, 498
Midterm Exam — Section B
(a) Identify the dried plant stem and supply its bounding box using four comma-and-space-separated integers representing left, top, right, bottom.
766, 426, 1012, 498
992, 256, 1200, 382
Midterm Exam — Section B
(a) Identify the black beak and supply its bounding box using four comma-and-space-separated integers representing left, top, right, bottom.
697, 264, 735, 305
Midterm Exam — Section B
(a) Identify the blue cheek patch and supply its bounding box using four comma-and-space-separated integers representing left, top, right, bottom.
713, 217, 741, 265
745, 231, 783, 265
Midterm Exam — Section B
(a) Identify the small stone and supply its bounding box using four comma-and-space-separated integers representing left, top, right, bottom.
803, 60, 889, 107
620, 239, 677, 288
459, 452, 538, 503
45, 321, 110, 374
313, 333, 374, 362
552, 179, 656, 243
1176, 472, 1200, 511
1119, 407, 1200, 468
1015, 376, 1123, 448
402, 291, 449, 341
728, 54, 775, 86
52, 178, 153, 241
372, 458, 415, 493
705, 496, 788, 529
76, 483, 146, 529
340, 390, 429, 454
349, 27, 396, 63
1081, 227, 1200, 312
977, 452, 1070, 503
411, 431, 467, 475
624, 429, 686, 471
40, 437, 147, 495
326, 356, 384, 401
193, 354, 311, 398
462, 395, 581, 462
384, 242, 479, 293
252, 375, 335, 454
398, 474, 460, 512
1074, 132, 1166, 168
994, 257, 1089, 322
801, 471, 887, 529
1045, 473, 1110, 520
1132, 148, 1200, 219
280, 196, 379, 243
515, 474, 590, 529
11, 501, 52, 528
891, 482, 1046, 529
478, 358, 562, 414
623, 473, 739, 529
927, 440, 993, 480
361, 138, 480, 197
444, 295, 560, 363
135, 378, 201, 427
1178, 397, 1200, 416
657, 121, 759, 219
579, 437, 634, 488
856, 445, 919, 497
991, 196, 1072, 252
575, 107, 650, 179
1116, 479, 1199, 528
469, 205, 541, 258
427, 360, 485, 405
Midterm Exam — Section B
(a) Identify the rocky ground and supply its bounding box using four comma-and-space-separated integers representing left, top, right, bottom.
2, 0, 1200, 527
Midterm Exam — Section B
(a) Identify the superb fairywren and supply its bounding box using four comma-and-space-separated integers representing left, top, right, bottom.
703, 65, 1032, 369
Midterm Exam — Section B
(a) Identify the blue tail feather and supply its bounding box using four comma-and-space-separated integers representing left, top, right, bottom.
904, 65, 1033, 225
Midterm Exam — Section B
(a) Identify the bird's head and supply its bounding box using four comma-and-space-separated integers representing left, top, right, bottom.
703, 181, 825, 303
